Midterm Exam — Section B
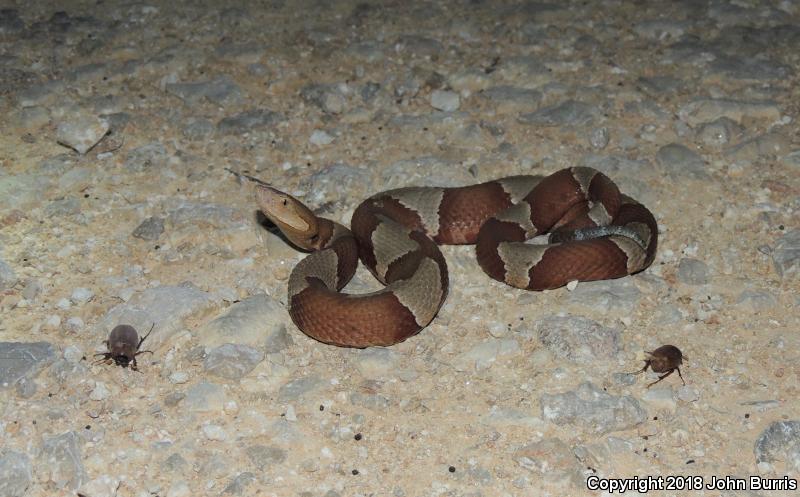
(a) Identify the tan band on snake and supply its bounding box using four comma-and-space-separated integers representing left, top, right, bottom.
251, 167, 658, 348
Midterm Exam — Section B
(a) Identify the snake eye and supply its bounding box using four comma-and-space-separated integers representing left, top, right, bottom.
282, 199, 287, 206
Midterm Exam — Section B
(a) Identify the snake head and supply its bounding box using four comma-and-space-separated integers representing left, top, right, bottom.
255, 185, 320, 249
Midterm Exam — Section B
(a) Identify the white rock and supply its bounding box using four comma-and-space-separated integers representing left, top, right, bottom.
430, 90, 460, 111
202, 424, 227, 441
65, 316, 84, 332
169, 371, 189, 384
90, 381, 111, 401
63, 345, 83, 363
70, 287, 94, 304
56, 115, 110, 154
309, 129, 334, 145
43, 314, 62, 330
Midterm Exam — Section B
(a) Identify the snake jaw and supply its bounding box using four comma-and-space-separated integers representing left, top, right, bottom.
255, 185, 319, 249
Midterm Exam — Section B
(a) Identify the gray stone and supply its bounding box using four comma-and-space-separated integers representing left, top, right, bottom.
20, 278, 42, 301
300, 84, 347, 114
350, 391, 391, 411
309, 129, 334, 146
124, 142, 168, 172
678, 98, 781, 127
44, 197, 81, 217
0, 451, 32, 497
736, 290, 778, 311
533, 315, 620, 364
656, 143, 707, 179
709, 55, 792, 81
429, 90, 459, 112
203, 343, 264, 380
222, 472, 257, 495
633, 20, 688, 40
15, 106, 50, 130
278, 376, 325, 402
636, 76, 686, 95
642, 387, 677, 411
70, 287, 94, 304
56, 115, 109, 154
482, 86, 542, 114
167, 201, 243, 230
677, 258, 710, 285
303, 162, 367, 205
566, 278, 642, 313
163, 453, 187, 473
540, 382, 647, 435
754, 420, 800, 472
199, 293, 289, 350
182, 118, 215, 140
0, 259, 17, 290
184, 381, 226, 412
452, 338, 520, 371
696, 117, 743, 147
518, 100, 596, 127
132, 216, 164, 241
245, 445, 287, 470
589, 127, 609, 149
355, 347, 401, 380
773, 229, 800, 279
726, 133, 792, 164
217, 109, 283, 134
39, 431, 87, 490
0, 173, 51, 210
0, 342, 57, 389
0, 9, 24, 35
395, 34, 443, 57
382, 156, 472, 189
165, 76, 243, 106
782, 149, 800, 167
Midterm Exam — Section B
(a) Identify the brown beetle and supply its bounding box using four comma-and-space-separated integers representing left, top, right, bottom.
94, 324, 154, 371
633, 344, 685, 388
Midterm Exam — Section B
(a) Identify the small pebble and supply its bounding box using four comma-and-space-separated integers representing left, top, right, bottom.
169, 371, 189, 384
202, 424, 227, 441
63, 345, 83, 364
56, 115, 110, 154
309, 129, 334, 146
430, 90, 460, 111
589, 127, 609, 149
69, 288, 94, 305
90, 381, 110, 401
65, 317, 84, 332
43, 315, 62, 330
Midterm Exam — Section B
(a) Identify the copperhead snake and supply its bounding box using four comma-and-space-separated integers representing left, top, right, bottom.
248, 167, 658, 348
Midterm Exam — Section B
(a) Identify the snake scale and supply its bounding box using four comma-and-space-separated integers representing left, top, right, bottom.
250, 167, 658, 348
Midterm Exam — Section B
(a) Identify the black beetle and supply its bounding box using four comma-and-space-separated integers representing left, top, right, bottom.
94, 323, 154, 371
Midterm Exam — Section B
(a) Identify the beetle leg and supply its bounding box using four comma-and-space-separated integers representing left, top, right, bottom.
676, 367, 685, 385
646, 369, 674, 388
137, 323, 155, 349
630, 359, 651, 375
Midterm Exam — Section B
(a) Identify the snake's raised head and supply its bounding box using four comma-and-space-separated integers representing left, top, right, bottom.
255, 185, 320, 250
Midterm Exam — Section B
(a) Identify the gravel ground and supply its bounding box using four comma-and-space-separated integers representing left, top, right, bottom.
1, 1, 799, 496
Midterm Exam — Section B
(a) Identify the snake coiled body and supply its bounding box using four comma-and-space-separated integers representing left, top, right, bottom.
255, 167, 658, 348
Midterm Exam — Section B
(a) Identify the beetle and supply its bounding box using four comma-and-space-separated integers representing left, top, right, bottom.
632, 344, 685, 388
94, 323, 154, 371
